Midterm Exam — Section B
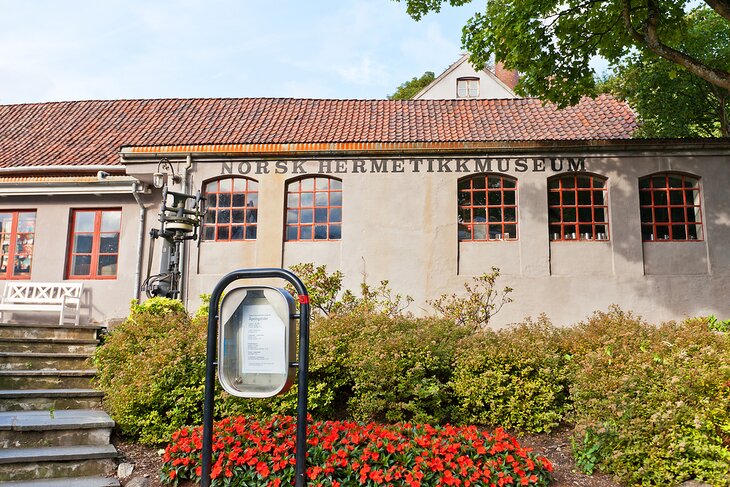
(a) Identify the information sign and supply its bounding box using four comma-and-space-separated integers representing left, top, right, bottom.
218, 286, 295, 398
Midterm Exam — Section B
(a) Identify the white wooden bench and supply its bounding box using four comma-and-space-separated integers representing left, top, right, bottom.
0, 282, 83, 326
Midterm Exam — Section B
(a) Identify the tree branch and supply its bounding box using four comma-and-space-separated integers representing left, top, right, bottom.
622, 0, 730, 91
703, 0, 730, 21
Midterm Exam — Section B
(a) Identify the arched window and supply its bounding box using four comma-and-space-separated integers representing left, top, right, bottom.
202, 177, 258, 241
639, 173, 702, 241
548, 174, 609, 241
458, 174, 517, 241
285, 177, 342, 241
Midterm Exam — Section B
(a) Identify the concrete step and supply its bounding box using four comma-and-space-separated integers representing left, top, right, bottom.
1, 476, 120, 487
0, 389, 103, 412
0, 370, 96, 389
0, 410, 114, 449
0, 323, 101, 342
0, 352, 92, 371
0, 338, 98, 354
0, 445, 117, 482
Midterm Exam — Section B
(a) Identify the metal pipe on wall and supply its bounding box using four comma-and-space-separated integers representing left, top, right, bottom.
180, 155, 194, 308
132, 185, 147, 301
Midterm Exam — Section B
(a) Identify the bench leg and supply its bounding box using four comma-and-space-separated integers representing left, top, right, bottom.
59, 308, 65, 326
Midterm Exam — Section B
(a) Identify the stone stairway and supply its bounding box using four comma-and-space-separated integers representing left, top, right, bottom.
0, 322, 119, 486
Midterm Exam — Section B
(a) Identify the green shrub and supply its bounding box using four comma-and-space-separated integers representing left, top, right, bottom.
451, 316, 572, 432
346, 314, 471, 424
569, 308, 730, 486
93, 297, 209, 444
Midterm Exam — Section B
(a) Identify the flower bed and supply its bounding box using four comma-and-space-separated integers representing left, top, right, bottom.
161, 415, 553, 486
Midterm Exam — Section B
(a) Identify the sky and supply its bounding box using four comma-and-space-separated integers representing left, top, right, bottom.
0, 0, 486, 105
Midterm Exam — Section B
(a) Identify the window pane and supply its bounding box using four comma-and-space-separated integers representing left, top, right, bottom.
315, 178, 329, 190
300, 209, 313, 224
287, 210, 298, 224
98, 255, 117, 276
72, 255, 92, 276
653, 190, 668, 205
245, 226, 257, 240
655, 208, 669, 223
330, 192, 342, 207
487, 176, 501, 189
314, 225, 328, 240
315, 208, 328, 223
218, 194, 231, 207
458, 225, 471, 240
488, 191, 502, 205
13, 255, 32, 275
75, 212, 95, 232
219, 179, 232, 192
504, 208, 516, 222
74, 235, 93, 254
670, 207, 684, 223
301, 179, 315, 191
593, 190, 605, 205
473, 191, 486, 206
669, 190, 683, 205
17, 212, 35, 233
315, 192, 328, 207
300, 225, 312, 240
330, 179, 342, 190
329, 225, 341, 240
474, 207, 486, 222
101, 211, 120, 232
671, 225, 686, 240
301, 193, 314, 206
577, 176, 591, 188
203, 226, 214, 240
208, 194, 217, 207
458, 191, 471, 206
578, 208, 592, 222
231, 226, 244, 240
217, 227, 229, 240
504, 224, 517, 239
218, 210, 230, 224
286, 227, 298, 241
233, 178, 246, 192
99, 234, 119, 253
206, 181, 218, 193
473, 177, 486, 189
247, 193, 259, 207
287, 193, 299, 207
562, 192, 576, 205
578, 191, 591, 205
232, 210, 245, 223
246, 209, 257, 223
504, 190, 516, 205
488, 208, 502, 222
232, 193, 245, 207
330, 208, 342, 223
473, 224, 486, 240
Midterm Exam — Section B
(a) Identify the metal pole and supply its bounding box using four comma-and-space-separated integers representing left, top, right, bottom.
201, 268, 309, 487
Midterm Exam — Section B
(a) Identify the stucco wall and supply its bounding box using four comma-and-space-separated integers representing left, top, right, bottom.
0, 193, 145, 323
156, 150, 730, 328
4, 147, 727, 328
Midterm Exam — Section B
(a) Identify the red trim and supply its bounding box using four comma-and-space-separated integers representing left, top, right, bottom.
66, 208, 121, 279
458, 174, 518, 241
0, 210, 36, 280
548, 174, 609, 241
285, 177, 342, 241
639, 173, 703, 241
202, 177, 258, 241
298, 295, 310, 305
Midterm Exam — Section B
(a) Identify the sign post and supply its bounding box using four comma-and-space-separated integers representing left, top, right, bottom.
201, 268, 310, 487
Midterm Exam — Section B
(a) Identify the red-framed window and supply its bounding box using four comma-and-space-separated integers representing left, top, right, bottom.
548, 174, 609, 241
458, 174, 518, 241
67, 209, 121, 279
0, 210, 36, 280
639, 173, 702, 241
202, 177, 258, 241
285, 177, 342, 241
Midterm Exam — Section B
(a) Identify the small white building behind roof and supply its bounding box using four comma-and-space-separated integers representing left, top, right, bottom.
413, 53, 520, 100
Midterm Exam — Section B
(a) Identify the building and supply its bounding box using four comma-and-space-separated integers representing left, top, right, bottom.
413, 53, 519, 100
0, 96, 728, 327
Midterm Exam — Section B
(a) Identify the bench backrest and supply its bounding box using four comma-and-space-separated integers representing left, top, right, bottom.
2, 282, 83, 304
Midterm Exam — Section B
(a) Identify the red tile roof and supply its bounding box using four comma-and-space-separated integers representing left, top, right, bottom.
0, 96, 636, 169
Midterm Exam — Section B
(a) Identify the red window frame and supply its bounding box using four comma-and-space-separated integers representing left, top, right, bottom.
639, 173, 702, 241
548, 174, 609, 241
202, 177, 258, 241
285, 177, 342, 241
66, 209, 121, 280
0, 210, 36, 280
458, 174, 518, 241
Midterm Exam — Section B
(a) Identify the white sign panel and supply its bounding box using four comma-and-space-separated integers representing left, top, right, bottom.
240, 304, 286, 374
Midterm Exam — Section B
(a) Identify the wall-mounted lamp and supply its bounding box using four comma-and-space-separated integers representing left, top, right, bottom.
152, 158, 182, 189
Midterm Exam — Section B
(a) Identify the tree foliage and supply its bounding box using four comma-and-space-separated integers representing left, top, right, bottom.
394, 0, 730, 108
604, 7, 730, 137
388, 71, 436, 99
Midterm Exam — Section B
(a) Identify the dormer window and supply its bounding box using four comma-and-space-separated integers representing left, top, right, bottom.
457, 77, 479, 98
